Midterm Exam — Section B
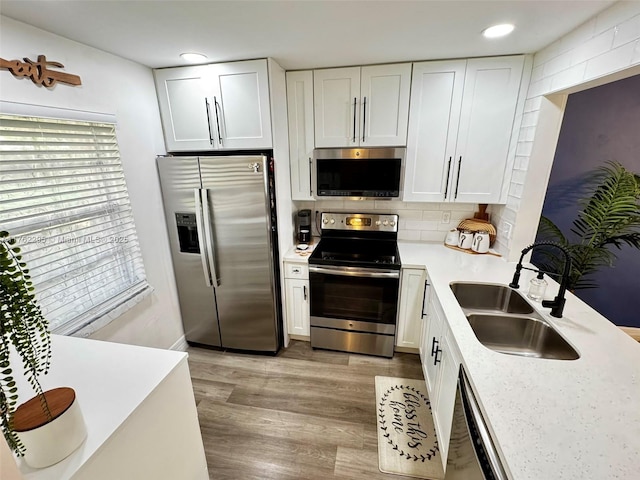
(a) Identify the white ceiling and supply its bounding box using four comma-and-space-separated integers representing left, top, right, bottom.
1, 0, 617, 70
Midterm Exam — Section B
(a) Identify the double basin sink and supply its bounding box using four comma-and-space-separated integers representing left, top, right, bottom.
450, 282, 579, 360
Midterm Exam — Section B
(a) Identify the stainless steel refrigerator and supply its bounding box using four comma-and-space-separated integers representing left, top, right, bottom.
157, 155, 281, 353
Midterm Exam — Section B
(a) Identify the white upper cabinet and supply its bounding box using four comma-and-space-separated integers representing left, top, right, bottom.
286, 71, 315, 200
154, 66, 213, 152
154, 59, 272, 152
453, 57, 524, 203
209, 59, 272, 150
360, 64, 412, 147
403, 55, 525, 203
403, 60, 465, 202
314, 67, 361, 148
313, 64, 411, 148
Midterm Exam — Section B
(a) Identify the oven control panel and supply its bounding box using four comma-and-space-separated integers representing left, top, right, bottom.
320, 212, 399, 232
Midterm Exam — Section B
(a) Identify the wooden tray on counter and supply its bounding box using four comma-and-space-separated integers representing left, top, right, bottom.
444, 243, 502, 257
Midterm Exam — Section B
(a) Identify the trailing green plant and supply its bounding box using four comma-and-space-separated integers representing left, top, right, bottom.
536, 161, 640, 290
0, 230, 52, 456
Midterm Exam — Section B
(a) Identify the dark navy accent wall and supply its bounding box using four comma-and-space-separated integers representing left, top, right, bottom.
536, 74, 640, 328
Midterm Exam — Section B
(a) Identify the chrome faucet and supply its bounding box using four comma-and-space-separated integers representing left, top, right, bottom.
509, 241, 572, 318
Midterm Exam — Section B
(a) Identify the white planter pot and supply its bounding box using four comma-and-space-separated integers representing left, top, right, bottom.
15, 388, 87, 469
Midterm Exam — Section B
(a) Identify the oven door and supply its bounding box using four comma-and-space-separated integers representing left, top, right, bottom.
309, 265, 400, 335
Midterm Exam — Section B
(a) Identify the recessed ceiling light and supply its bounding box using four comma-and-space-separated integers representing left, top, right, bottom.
180, 52, 208, 63
482, 24, 515, 38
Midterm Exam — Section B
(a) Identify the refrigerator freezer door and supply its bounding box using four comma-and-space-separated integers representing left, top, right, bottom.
200, 156, 278, 351
157, 156, 222, 347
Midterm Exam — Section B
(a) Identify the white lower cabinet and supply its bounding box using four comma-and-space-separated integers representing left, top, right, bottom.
419, 284, 461, 470
284, 261, 310, 337
433, 329, 459, 466
396, 268, 428, 349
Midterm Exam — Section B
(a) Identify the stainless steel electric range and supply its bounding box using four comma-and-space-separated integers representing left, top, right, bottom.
308, 212, 401, 358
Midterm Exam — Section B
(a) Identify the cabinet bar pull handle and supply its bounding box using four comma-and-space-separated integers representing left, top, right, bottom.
431, 337, 438, 357
421, 280, 429, 319
454, 156, 462, 200
352, 97, 357, 143
205, 98, 214, 145
303, 285, 308, 301
362, 96, 367, 142
308, 157, 313, 196
434, 347, 442, 365
444, 157, 452, 199
214, 96, 223, 146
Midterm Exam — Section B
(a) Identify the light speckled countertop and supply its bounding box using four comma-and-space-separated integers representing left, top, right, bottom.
398, 241, 640, 480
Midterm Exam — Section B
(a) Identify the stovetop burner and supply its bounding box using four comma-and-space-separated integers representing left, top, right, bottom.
308, 212, 401, 270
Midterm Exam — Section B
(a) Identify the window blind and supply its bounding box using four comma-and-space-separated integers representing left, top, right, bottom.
0, 113, 148, 335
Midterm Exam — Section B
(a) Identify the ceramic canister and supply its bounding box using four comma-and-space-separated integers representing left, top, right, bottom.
471, 231, 490, 253
458, 230, 473, 249
445, 229, 460, 246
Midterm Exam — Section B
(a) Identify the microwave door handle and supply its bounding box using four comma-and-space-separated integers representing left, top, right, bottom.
308, 157, 313, 196
201, 188, 221, 286
194, 188, 213, 287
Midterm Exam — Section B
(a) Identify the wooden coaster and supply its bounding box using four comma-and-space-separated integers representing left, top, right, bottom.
13, 387, 76, 432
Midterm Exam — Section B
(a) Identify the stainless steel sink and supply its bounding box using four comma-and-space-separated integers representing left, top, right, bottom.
450, 282, 579, 360
466, 314, 579, 360
450, 282, 534, 314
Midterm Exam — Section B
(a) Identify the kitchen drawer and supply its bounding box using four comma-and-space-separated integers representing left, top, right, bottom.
284, 261, 309, 279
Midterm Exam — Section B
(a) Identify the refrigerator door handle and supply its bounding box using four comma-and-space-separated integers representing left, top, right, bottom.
201, 188, 221, 287
194, 188, 213, 287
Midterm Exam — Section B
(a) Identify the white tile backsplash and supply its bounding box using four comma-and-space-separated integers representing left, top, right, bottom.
594, 1, 640, 35
560, 18, 597, 52
613, 14, 640, 48
494, 1, 640, 257
542, 50, 574, 77
549, 63, 588, 92
633, 39, 640, 63
571, 29, 615, 66
293, 200, 478, 245
584, 41, 638, 79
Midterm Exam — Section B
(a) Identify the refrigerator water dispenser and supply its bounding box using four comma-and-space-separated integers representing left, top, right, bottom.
175, 213, 200, 254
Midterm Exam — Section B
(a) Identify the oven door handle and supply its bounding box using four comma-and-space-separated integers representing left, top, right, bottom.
309, 265, 400, 279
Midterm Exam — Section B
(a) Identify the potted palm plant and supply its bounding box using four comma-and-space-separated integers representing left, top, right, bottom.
535, 161, 640, 290
0, 230, 86, 468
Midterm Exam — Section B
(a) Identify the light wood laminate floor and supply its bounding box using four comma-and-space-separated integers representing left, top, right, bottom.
187, 340, 425, 480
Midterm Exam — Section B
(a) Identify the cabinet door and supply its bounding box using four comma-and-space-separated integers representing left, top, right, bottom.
360, 64, 412, 147
403, 60, 466, 202
434, 329, 460, 467
209, 59, 273, 149
286, 71, 315, 200
396, 268, 426, 349
422, 294, 443, 399
314, 67, 360, 148
451, 56, 525, 203
285, 279, 310, 337
154, 66, 214, 152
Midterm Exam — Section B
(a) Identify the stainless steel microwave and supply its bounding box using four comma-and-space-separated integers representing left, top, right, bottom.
312, 147, 405, 199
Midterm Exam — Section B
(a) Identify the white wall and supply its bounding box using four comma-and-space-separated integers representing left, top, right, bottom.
0, 16, 185, 349
493, 1, 640, 259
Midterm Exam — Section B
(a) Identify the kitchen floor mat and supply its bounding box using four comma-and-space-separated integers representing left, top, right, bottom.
375, 376, 444, 479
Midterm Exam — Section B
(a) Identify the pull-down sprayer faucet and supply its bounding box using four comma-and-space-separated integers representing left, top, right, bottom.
509, 241, 572, 318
